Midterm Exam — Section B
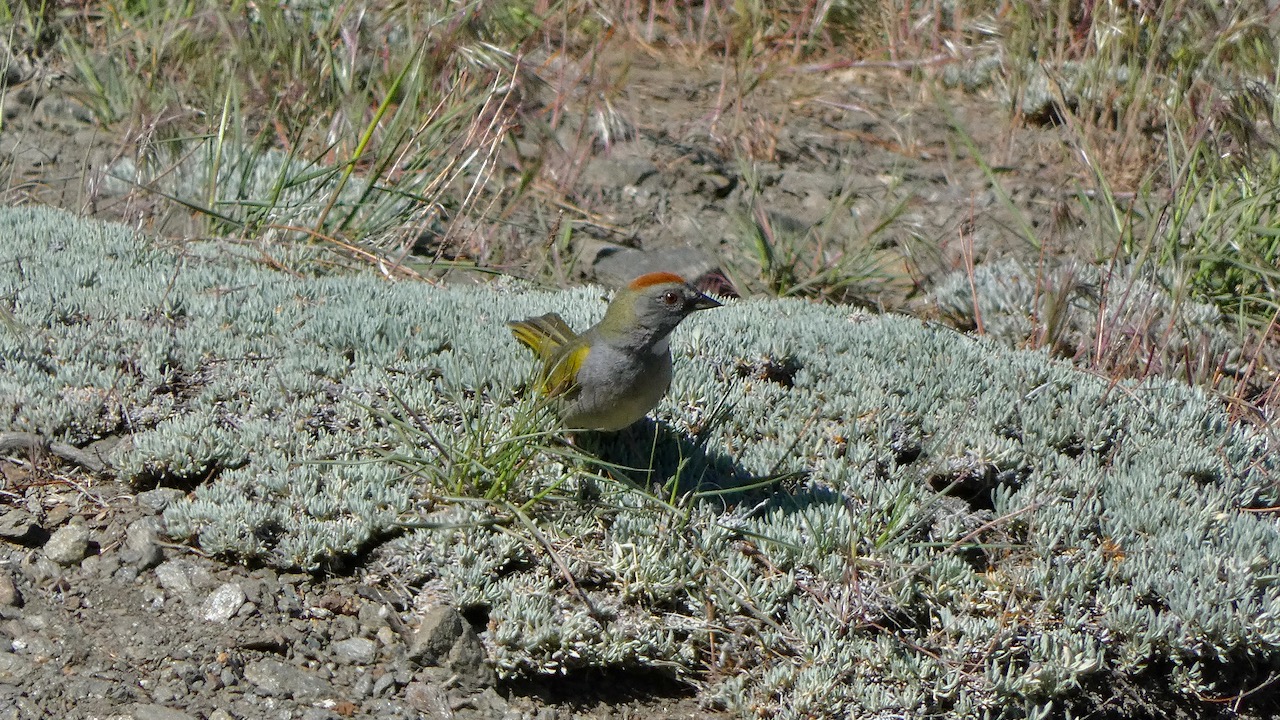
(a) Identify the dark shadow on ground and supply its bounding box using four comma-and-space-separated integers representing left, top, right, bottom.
572, 417, 806, 508
501, 665, 708, 710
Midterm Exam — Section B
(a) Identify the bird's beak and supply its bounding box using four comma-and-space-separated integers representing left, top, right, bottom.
690, 293, 722, 311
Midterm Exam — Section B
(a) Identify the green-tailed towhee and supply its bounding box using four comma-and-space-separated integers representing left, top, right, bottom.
509, 272, 722, 431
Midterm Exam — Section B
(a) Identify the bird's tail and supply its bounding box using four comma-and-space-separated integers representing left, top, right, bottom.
507, 312, 577, 360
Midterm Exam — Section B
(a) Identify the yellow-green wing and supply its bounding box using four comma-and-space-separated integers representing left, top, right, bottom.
508, 312, 577, 360
541, 343, 590, 398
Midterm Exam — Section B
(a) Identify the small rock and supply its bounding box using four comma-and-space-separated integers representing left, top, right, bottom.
0, 509, 38, 540
330, 637, 377, 665
243, 658, 332, 700
135, 488, 184, 514
201, 583, 245, 622
472, 686, 514, 718
90, 553, 121, 579
78, 554, 102, 577
375, 626, 397, 648
129, 703, 197, 720
0, 652, 33, 681
406, 606, 494, 690
208, 711, 234, 720
115, 565, 139, 585
19, 555, 61, 584
10, 627, 54, 658
580, 151, 656, 191
237, 577, 263, 605
121, 517, 165, 570
42, 504, 71, 528
276, 582, 303, 615
150, 681, 180, 703
236, 627, 295, 653
404, 680, 451, 716
407, 606, 466, 666
21, 612, 49, 630
42, 521, 89, 565
0, 572, 21, 608
351, 671, 374, 699
357, 602, 389, 629
444, 627, 493, 691
154, 560, 194, 594
331, 614, 359, 640
371, 671, 398, 697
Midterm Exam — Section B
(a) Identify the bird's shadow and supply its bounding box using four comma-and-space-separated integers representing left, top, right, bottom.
571, 418, 803, 510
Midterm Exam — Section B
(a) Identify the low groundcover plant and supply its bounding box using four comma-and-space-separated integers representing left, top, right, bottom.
1, 206, 1277, 718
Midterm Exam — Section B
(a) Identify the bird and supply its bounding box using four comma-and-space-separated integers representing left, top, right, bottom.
508, 272, 722, 431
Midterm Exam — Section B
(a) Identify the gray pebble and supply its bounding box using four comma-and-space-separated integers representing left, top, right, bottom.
444, 627, 492, 690
42, 522, 89, 565
330, 636, 377, 665
135, 488, 184, 514
357, 602, 388, 629
170, 660, 199, 686
332, 614, 359, 640
201, 583, 246, 622
351, 670, 374, 698
243, 658, 332, 700
89, 553, 120, 579
147, 683, 182, 703
406, 606, 493, 690
0, 572, 21, 608
375, 626, 397, 648
20, 555, 60, 585
237, 578, 263, 605
0, 509, 38, 540
371, 671, 398, 697
403, 680, 451, 716
471, 686, 514, 717
0, 652, 33, 680
10, 628, 54, 658
114, 565, 139, 585
129, 704, 197, 720
121, 517, 165, 570
77, 554, 102, 577
406, 606, 466, 666
154, 560, 194, 594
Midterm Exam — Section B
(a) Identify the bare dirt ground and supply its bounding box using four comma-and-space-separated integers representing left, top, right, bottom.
0, 47, 1098, 720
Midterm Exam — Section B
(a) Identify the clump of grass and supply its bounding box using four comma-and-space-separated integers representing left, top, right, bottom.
582, 0, 887, 60
903, 0, 1280, 414
374, 386, 569, 507
0, 0, 59, 59
51, 2, 536, 273
1159, 123, 1280, 324
725, 159, 917, 305
993, 0, 1280, 291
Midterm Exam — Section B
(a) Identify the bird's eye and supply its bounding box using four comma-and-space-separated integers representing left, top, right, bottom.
661, 290, 681, 306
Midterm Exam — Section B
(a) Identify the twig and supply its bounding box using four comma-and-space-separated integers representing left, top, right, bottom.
0, 432, 121, 474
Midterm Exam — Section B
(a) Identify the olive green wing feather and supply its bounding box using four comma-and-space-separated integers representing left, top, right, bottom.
540, 343, 590, 398
507, 312, 578, 360
509, 312, 587, 398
